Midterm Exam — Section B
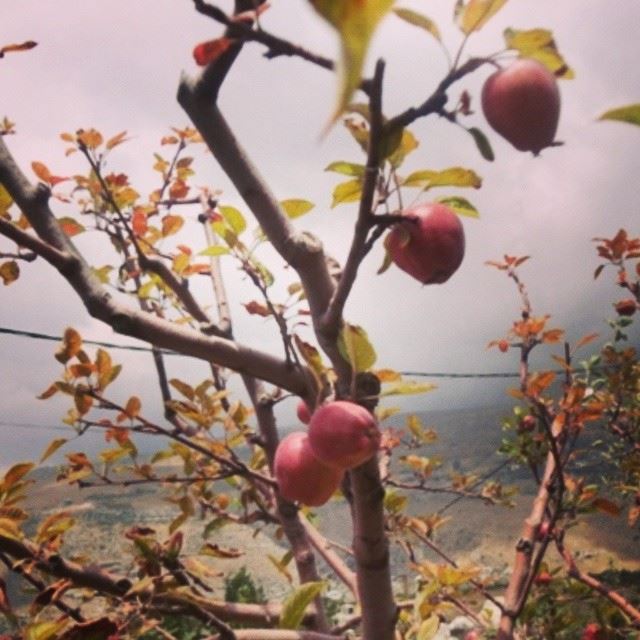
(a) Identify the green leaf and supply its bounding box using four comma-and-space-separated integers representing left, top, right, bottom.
438, 196, 480, 218
467, 127, 495, 161
279, 581, 325, 630
338, 323, 377, 372
457, 0, 509, 34
504, 28, 574, 79
384, 489, 408, 514
331, 179, 363, 208
219, 205, 246, 235
403, 167, 482, 190
325, 161, 366, 177
308, 0, 395, 126
393, 8, 441, 41
199, 245, 230, 257
599, 104, 640, 127
280, 199, 315, 219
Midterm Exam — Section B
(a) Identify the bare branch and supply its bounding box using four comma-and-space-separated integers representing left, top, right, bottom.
192, 0, 337, 76
299, 512, 359, 598
556, 539, 640, 627
322, 59, 386, 332
178, 77, 350, 387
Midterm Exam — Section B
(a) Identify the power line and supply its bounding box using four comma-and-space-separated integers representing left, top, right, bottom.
0, 326, 176, 355
1, 325, 574, 380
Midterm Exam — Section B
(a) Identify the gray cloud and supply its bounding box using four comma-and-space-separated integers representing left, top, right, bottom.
1, 1, 639, 461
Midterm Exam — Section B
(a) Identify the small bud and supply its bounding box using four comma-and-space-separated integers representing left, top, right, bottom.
614, 298, 637, 317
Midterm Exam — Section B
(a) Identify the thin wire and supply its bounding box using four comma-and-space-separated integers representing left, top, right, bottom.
0, 326, 529, 378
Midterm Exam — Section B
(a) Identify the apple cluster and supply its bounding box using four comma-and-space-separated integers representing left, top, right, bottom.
274, 400, 381, 507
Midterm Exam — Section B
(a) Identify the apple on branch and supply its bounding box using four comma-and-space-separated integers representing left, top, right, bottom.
308, 400, 381, 470
385, 202, 465, 285
296, 399, 312, 424
274, 431, 344, 507
481, 58, 561, 155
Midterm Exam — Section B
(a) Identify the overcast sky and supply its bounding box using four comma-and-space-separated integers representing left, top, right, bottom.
1, 1, 639, 466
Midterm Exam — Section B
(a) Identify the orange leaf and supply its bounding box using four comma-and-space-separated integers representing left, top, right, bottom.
574, 332, 599, 350
31, 161, 68, 186
162, 214, 184, 237
592, 497, 621, 517
0, 41, 37, 57
131, 207, 148, 236
31, 161, 52, 182
193, 38, 234, 66
106, 130, 129, 150
0, 260, 19, 285
169, 179, 189, 199
244, 301, 271, 317
542, 329, 564, 344
58, 217, 85, 237
76, 128, 103, 149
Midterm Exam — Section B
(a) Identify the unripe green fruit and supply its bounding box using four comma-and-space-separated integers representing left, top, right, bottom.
482, 58, 560, 155
385, 203, 465, 285
274, 431, 343, 506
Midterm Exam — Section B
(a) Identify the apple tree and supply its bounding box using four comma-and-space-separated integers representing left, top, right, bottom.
0, 2, 638, 640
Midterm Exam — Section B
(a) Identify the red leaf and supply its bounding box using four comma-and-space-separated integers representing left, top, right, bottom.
193, 38, 234, 66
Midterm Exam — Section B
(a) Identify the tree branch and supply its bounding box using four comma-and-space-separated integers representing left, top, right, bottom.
178, 75, 350, 388
322, 59, 385, 333
299, 513, 359, 599
556, 539, 640, 627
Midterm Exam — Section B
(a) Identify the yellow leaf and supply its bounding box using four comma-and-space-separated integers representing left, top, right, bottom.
40, 438, 68, 463
599, 104, 640, 127
338, 323, 377, 372
331, 179, 362, 207
0, 260, 19, 285
404, 167, 482, 189
0, 517, 23, 541
458, 0, 509, 34
0, 184, 12, 214
308, 0, 395, 127
504, 28, 574, 79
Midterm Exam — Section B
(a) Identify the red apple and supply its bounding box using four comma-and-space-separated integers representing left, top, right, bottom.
581, 623, 605, 640
308, 401, 381, 470
274, 431, 343, 507
385, 203, 465, 285
481, 58, 560, 155
296, 399, 312, 424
